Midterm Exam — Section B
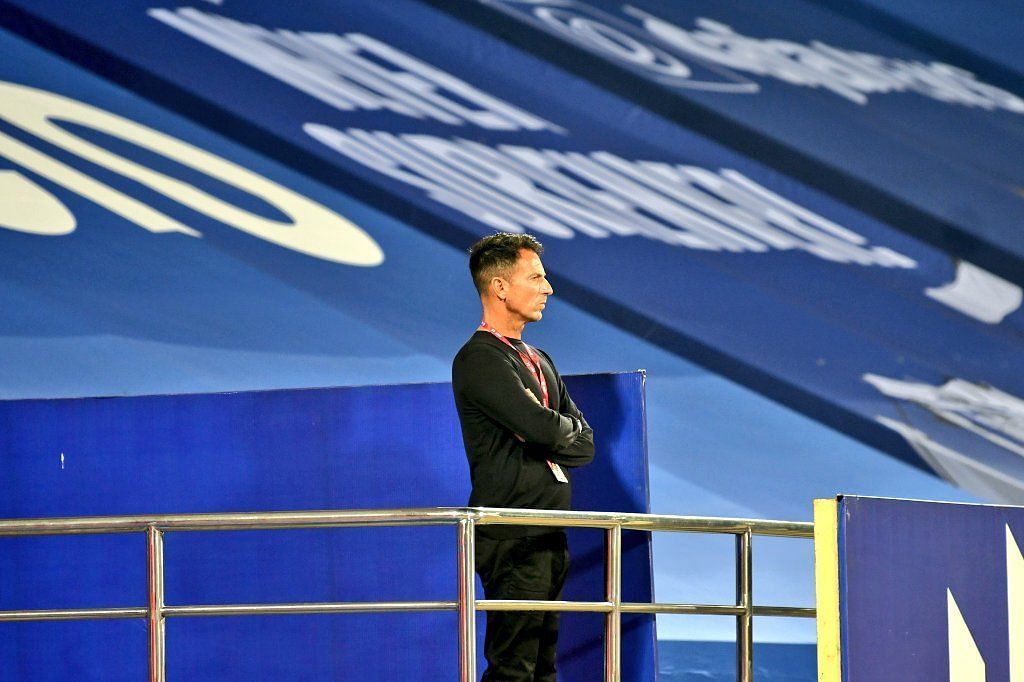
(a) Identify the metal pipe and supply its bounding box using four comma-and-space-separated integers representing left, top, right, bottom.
163, 601, 458, 617
735, 528, 753, 682
457, 518, 477, 682
753, 605, 816, 618
604, 525, 622, 682
477, 600, 614, 613
620, 603, 745, 616
147, 525, 166, 682
0, 607, 148, 622
471, 507, 813, 537
0, 601, 814, 620
617, 602, 816, 618
0, 508, 469, 536
0, 507, 813, 538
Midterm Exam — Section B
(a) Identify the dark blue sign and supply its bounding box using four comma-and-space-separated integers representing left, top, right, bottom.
835, 496, 1024, 680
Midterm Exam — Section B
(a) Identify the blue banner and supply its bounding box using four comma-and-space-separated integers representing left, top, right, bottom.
436, 0, 1024, 281
815, 0, 1024, 79
1, 1, 1023, 501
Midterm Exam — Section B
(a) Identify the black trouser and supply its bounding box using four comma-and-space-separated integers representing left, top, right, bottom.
475, 531, 569, 682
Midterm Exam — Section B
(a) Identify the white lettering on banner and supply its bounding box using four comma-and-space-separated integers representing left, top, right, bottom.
149, 8, 563, 133
870, 375, 1024, 503
534, 7, 694, 81
947, 590, 985, 682
0, 170, 76, 236
866, 374, 1024, 456
482, 0, 1024, 112
925, 261, 1023, 324
306, 123, 916, 268
631, 10, 1024, 111
0, 82, 384, 265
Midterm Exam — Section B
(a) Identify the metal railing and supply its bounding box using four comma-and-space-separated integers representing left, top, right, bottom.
0, 507, 815, 681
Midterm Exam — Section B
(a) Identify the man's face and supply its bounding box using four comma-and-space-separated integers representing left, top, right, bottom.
503, 248, 553, 323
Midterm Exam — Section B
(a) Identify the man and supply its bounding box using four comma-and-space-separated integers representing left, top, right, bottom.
452, 232, 595, 681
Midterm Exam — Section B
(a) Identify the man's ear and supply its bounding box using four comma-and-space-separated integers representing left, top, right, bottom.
490, 276, 508, 301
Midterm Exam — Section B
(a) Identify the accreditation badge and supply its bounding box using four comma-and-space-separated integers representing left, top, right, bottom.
546, 460, 569, 483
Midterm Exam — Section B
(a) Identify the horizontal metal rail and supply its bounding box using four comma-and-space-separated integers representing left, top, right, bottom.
0, 506, 813, 536
0, 601, 815, 621
0, 607, 150, 622
0, 507, 815, 681
163, 601, 458, 617
0, 508, 466, 535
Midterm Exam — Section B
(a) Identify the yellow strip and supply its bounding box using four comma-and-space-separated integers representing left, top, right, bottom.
814, 498, 841, 682
1007, 526, 1024, 682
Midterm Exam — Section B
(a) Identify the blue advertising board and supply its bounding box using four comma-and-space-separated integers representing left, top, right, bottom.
0, 373, 654, 680
0, 1, 1022, 502
816, 495, 1024, 681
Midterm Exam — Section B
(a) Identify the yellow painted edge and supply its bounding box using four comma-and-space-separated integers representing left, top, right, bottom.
1007, 526, 1023, 682
814, 498, 841, 682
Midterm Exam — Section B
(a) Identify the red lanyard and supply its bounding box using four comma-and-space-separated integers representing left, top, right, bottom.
479, 322, 550, 408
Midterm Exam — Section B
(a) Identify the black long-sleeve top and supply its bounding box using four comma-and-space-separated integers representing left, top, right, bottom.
452, 331, 595, 538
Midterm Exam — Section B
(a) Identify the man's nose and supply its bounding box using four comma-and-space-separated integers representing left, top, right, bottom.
543, 279, 554, 295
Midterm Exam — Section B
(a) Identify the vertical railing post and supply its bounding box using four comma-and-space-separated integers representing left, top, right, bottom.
604, 524, 622, 682
735, 527, 753, 682
457, 516, 477, 682
147, 525, 166, 682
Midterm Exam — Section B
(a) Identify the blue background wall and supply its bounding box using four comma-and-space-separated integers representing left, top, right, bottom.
0, 373, 654, 680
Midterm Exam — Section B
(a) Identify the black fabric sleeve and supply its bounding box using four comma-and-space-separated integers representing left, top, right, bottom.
544, 357, 595, 468
457, 346, 579, 450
